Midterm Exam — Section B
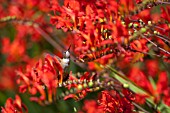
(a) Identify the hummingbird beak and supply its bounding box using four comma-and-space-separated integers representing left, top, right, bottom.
68, 45, 71, 51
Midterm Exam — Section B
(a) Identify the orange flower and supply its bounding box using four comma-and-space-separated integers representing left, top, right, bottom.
17, 54, 64, 104
1, 95, 27, 113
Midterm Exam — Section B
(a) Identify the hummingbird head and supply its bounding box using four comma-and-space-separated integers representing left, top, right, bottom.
63, 45, 71, 58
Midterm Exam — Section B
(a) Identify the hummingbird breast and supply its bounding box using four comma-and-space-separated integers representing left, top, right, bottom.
61, 58, 70, 69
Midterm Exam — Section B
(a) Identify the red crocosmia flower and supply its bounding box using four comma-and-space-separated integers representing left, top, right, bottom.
128, 67, 153, 94
135, 94, 149, 105
163, 88, 170, 106
156, 71, 170, 106
87, 53, 114, 71
130, 39, 148, 53
79, 100, 103, 113
151, 13, 161, 23
136, 9, 151, 22
1, 37, 27, 63
98, 91, 116, 112
98, 90, 134, 113
8, 5, 24, 17
145, 60, 159, 77
118, 0, 135, 14
0, 0, 51, 42
0, 66, 18, 90
17, 54, 64, 104
15, 25, 42, 42
51, 0, 160, 70
129, 67, 170, 106
1, 37, 10, 54
135, 0, 142, 4
161, 5, 170, 22
7, 0, 50, 18
1, 95, 28, 113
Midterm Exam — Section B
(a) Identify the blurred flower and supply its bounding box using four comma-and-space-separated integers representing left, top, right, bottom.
129, 67, 170, 106
17, 54, 64, 105
145, 60, 159, 77
0, 66, 18, 90
128, 67, 153, 93
1, 37, 27, 63
79, 100, 103, 113
0, 0, 51, 42
156, 71, 170, 106
1, 95, 28, 113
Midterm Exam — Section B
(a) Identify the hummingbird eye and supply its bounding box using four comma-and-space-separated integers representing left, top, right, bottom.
63, 51, 66, 54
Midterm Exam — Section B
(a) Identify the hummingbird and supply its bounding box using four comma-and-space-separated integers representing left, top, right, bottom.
53, 45, 71, 83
